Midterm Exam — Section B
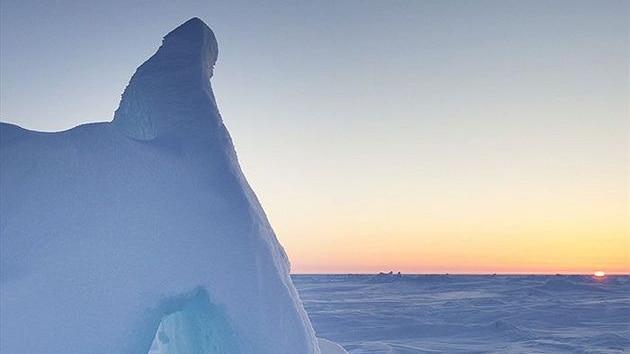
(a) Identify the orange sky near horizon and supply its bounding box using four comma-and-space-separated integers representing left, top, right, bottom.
250, 138, 629, 275
284, 228, 629, 275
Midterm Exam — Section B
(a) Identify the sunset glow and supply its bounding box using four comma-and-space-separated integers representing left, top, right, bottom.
272, 188, 629, 274
2, 1, 628, 276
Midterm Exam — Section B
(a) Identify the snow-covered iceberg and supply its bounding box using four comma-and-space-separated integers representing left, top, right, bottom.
0, 18, 345, 354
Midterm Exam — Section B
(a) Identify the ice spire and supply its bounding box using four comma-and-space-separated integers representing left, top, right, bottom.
112, 18, 220, 140
0, 17, 339, 354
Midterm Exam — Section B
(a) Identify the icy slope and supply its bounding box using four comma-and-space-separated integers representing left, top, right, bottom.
0, 18, 341, 354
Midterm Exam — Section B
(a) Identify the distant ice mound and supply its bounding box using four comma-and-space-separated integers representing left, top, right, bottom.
365, 271, 404, 283
0, 18, 345, 354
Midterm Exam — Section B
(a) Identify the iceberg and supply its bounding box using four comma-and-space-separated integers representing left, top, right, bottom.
0, 18, 345, 354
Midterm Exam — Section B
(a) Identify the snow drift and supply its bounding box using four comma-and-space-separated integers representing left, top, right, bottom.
0, 18, 344, 354
294, 275, 630, 353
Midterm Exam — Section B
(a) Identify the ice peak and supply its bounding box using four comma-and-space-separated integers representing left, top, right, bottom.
112, 18, 221, 141
165, 17, 212, 42
161, 17, 218, 66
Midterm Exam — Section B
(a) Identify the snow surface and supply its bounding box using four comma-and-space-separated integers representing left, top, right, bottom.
294, 274, 630, 353
0, 18, 345, 354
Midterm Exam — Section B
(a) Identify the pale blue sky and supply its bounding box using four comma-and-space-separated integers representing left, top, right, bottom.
1, 0, 628, 272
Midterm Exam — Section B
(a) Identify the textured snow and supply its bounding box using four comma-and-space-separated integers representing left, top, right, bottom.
0, 18, 344, 354
294, 274, 630, 353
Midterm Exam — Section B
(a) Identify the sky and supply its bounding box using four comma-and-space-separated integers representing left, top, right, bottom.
1, 0, 628, 274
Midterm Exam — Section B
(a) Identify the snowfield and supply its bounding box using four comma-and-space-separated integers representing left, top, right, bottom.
294, 274, 630, 354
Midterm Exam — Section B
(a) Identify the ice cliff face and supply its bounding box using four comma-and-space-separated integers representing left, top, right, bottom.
0, 18, 329, 354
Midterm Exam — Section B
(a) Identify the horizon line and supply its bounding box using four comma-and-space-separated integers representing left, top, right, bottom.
290, 272, 630, 276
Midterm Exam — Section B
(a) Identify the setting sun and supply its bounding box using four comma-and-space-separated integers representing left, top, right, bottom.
593, 271, 606, 277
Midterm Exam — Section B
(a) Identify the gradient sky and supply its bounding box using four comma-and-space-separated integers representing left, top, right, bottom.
1, 0, 628, 274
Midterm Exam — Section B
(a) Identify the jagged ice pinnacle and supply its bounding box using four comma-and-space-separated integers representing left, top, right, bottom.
0, 18, 348, 354
113, 18, 221, 140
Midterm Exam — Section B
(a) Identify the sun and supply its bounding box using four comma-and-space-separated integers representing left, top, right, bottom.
593, 271, 605, 277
